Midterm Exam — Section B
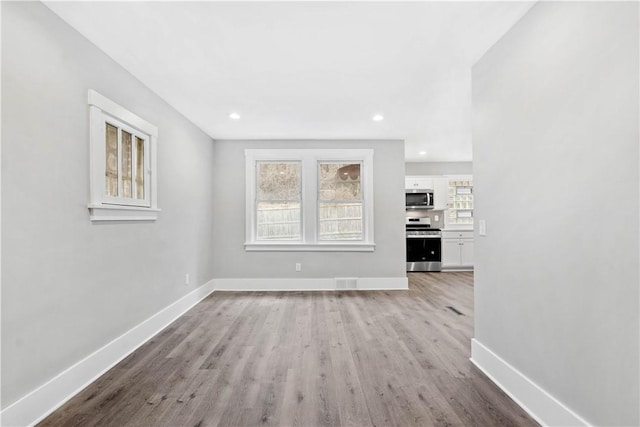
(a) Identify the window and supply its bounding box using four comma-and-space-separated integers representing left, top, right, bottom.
104, 120, 149, 205
245, 149, 374, 251
256, 162, 301, 240
318, 162, 363, 241
88, 90, 159, 221
447, 177, 473, 226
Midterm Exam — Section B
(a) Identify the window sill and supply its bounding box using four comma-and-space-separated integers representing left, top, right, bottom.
244, 242, 376, 252
88, 204, 160, 222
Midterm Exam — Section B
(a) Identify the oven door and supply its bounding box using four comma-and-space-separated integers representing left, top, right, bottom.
406, 237, 442, 272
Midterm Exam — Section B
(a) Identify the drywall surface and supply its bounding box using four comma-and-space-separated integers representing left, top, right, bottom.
2, 2, 215, 407
472, 2, 638, 425
405, 161, 472, 176
212, 139, 406, 279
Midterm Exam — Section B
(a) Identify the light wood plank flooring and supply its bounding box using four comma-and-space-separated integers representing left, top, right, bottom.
39, 272, 537, 427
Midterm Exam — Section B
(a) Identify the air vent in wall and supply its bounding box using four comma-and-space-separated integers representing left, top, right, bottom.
335, 277, 358, 289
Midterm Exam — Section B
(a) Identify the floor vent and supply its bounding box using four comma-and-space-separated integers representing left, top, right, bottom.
335, 278, 358, 289
446, 306, 464, 315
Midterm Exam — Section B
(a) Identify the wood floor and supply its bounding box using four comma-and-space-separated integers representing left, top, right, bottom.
39, 272, 538, 427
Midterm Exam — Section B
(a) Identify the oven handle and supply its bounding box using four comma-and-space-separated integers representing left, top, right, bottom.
406, 235, 442, 239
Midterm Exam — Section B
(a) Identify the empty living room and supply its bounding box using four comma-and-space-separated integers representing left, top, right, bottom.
2, 1, 638, 426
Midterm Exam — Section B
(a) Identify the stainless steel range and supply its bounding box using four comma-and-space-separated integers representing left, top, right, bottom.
406, 217, 442, 272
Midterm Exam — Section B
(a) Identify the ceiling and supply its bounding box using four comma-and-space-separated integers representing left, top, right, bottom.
44, 1, 534, 162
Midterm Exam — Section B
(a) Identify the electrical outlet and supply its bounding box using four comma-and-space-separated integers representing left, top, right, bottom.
295, 263, 302, 272
185, 273, 190, 285
435, 214, 439, 221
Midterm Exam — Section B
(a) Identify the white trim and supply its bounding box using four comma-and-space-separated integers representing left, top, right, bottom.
245, 148, 371, 161
88, 204, 161, 222
244, 242, 375, 252
0, 280, 216, 427
88, 90, 157, 137
213, 276, 407, 291
470, 339, 591, 427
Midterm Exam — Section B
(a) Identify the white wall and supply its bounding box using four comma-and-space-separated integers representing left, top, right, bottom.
212, 139, 406, 280
472, 2, 638, 426
1, 2, 215, 408
405, 161, 472, 176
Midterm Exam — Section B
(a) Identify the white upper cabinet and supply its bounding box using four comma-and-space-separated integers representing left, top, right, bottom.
432, 177, 448, 210
405, 176, 434, 190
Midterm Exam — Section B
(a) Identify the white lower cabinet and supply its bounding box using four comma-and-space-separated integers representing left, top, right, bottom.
442, 238, 462, 266
459, 239, 474, 266
442, 230, 474, 269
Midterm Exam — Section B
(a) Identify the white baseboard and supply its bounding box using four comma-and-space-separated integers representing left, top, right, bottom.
212, 276, 408, 291
470, 338, 590, 427
1, 279, 216, 427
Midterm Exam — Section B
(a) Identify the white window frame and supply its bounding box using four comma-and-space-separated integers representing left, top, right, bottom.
245, 148, 375, 252
88, 90, 160, 221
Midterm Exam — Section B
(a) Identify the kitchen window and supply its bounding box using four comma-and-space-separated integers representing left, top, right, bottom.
88, 90, 159, 221
245, 149, 374, 251
447, 177, 473, 226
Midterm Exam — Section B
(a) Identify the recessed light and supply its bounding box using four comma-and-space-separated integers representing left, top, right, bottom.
419, 151, 427, 155
229, 112, 240, 120
372, 114, 384, 122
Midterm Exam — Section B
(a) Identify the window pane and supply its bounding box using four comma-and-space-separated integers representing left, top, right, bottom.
105, 123, 118, 197
319, 163, 361, 200
318, 202, 363, 240
121, 131, 132, 198
135, 137, 145, 199
257, 162, 300, 200
257, 201, 301, 240
447, 179, 474, 225
319, 163, 364, 240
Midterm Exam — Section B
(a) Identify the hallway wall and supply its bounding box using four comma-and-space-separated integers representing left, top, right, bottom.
472, 2, 639, 425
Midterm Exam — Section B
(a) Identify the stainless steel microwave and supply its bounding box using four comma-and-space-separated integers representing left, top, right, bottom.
406, 189, 434, 209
